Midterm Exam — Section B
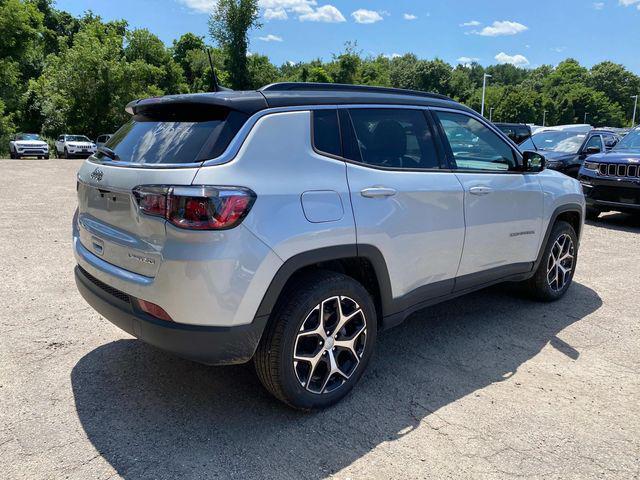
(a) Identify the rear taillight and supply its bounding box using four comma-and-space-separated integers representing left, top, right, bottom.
132, 185, 256, 230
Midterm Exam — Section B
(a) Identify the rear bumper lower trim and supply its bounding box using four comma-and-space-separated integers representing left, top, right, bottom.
75, 265, 268, 365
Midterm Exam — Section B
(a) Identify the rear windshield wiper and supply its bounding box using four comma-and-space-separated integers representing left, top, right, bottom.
98, 146, 120, 161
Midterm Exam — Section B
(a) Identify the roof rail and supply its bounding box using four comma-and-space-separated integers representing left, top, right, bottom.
260, 82, 451, 101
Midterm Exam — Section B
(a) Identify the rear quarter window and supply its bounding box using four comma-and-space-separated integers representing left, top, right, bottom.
312, 110, 342, 157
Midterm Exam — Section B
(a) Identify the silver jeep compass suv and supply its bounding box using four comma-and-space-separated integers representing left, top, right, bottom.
73, 83, 585, 409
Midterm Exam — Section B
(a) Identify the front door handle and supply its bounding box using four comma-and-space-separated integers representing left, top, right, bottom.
360, 187, 397, 198
469, 186, 493, 196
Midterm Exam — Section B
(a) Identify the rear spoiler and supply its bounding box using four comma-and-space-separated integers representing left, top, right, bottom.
125, 92, 268, 117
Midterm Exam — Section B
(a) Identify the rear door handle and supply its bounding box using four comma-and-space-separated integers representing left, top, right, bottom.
469, 186, 493, 196
360, 187, 397, 198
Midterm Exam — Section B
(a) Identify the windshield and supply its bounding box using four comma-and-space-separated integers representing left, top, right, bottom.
520, 131, 586, 154
67, 135, 91, 142
613, 129, 640, 151
16, 133, 42, 141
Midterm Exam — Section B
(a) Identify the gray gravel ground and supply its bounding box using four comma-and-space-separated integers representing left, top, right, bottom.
0, 158, 639, 480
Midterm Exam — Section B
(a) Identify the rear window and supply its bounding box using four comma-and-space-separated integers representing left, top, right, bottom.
96, 108, 248, 165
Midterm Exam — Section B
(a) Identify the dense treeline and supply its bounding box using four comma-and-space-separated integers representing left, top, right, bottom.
2, 0, 640, 154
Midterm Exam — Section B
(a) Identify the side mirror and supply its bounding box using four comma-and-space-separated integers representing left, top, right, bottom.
584, 146, 601, 155
522, 150, 546, 172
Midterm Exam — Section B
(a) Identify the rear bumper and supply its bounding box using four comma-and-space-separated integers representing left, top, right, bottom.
75, 265, 268, 365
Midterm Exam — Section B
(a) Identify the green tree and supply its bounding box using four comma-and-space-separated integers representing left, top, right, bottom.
0, 100, 16, 155
331, 42, 361, 84
360, 56, 391, 86
172, 33, 207, 88
306, 66, 333, 83
247, 54, 279, 89
32, 18, 170, 138
415, 59, 452, 95
209, 0, 260, 90
589, 61, 640, 122
389, 54, 421, 90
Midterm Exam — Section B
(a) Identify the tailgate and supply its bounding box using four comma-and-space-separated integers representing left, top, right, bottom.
76, 162, 199, 277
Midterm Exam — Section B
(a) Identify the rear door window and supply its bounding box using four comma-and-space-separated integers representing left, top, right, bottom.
97, 109, 248, 165
345, 108, 441, 170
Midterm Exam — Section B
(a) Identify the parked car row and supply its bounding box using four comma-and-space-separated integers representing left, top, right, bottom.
520, 127, 621, 178
7, 133, 113, 159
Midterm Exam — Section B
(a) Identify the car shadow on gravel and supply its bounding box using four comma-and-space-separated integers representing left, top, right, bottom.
71, 282, 601, 480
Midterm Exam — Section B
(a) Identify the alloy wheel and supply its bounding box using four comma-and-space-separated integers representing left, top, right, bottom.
546, 233, 575, 292
293, 296, 367, 395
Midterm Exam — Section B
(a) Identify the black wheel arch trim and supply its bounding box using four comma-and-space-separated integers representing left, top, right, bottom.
532, 203, 583, 273
255, 244, 394, 319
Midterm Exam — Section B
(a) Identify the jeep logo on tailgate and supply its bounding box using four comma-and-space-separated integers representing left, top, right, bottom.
90, 168, 104, 182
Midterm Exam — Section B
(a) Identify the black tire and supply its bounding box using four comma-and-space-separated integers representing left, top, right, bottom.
44, 154, 49, 160
254, 271, 377, 410
9, 150, 15, 159
585, 207, 600, 221
63, 148, 68, 159
523, 221, 578, 302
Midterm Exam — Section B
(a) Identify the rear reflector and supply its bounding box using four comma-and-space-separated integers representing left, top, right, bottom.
132, 185, 256, 230
137, 299, 173, 322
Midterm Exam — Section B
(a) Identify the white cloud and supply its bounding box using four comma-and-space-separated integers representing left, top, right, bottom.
383, 53, 402, 59
475, 20, 528, 36
178, 0, 216, 13
264, 7, 288, 20
352, 9, 383, 24
260, 0, 313, 13
460, 20, 480, 27
258, 34, 283, 42
494, 52, 530, 66
178, 0, 348, 24
457, 56, 479, 66
403, 13, 417, 20
299, 4, 346, 22
593, 2, 605, 9
619, 0, 640, 7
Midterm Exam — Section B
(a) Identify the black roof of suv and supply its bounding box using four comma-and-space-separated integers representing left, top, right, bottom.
126, 83, 469, 117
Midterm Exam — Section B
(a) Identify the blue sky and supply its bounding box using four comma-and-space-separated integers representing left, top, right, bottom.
55, 0, 640, 72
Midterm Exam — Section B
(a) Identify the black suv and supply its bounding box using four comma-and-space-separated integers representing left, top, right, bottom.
494, 123, 531, 144
578, 127, 640, 219
520, 128, 620, 178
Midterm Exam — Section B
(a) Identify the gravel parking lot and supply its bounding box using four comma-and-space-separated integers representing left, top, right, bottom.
1, 158, 639, 480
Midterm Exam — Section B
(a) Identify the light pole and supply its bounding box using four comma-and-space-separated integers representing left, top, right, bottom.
481, 73, 491, 117
631, 95, 638, 127
584, 112, 589, 124
543, 110, 548, 127
489, 107, 494, 122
